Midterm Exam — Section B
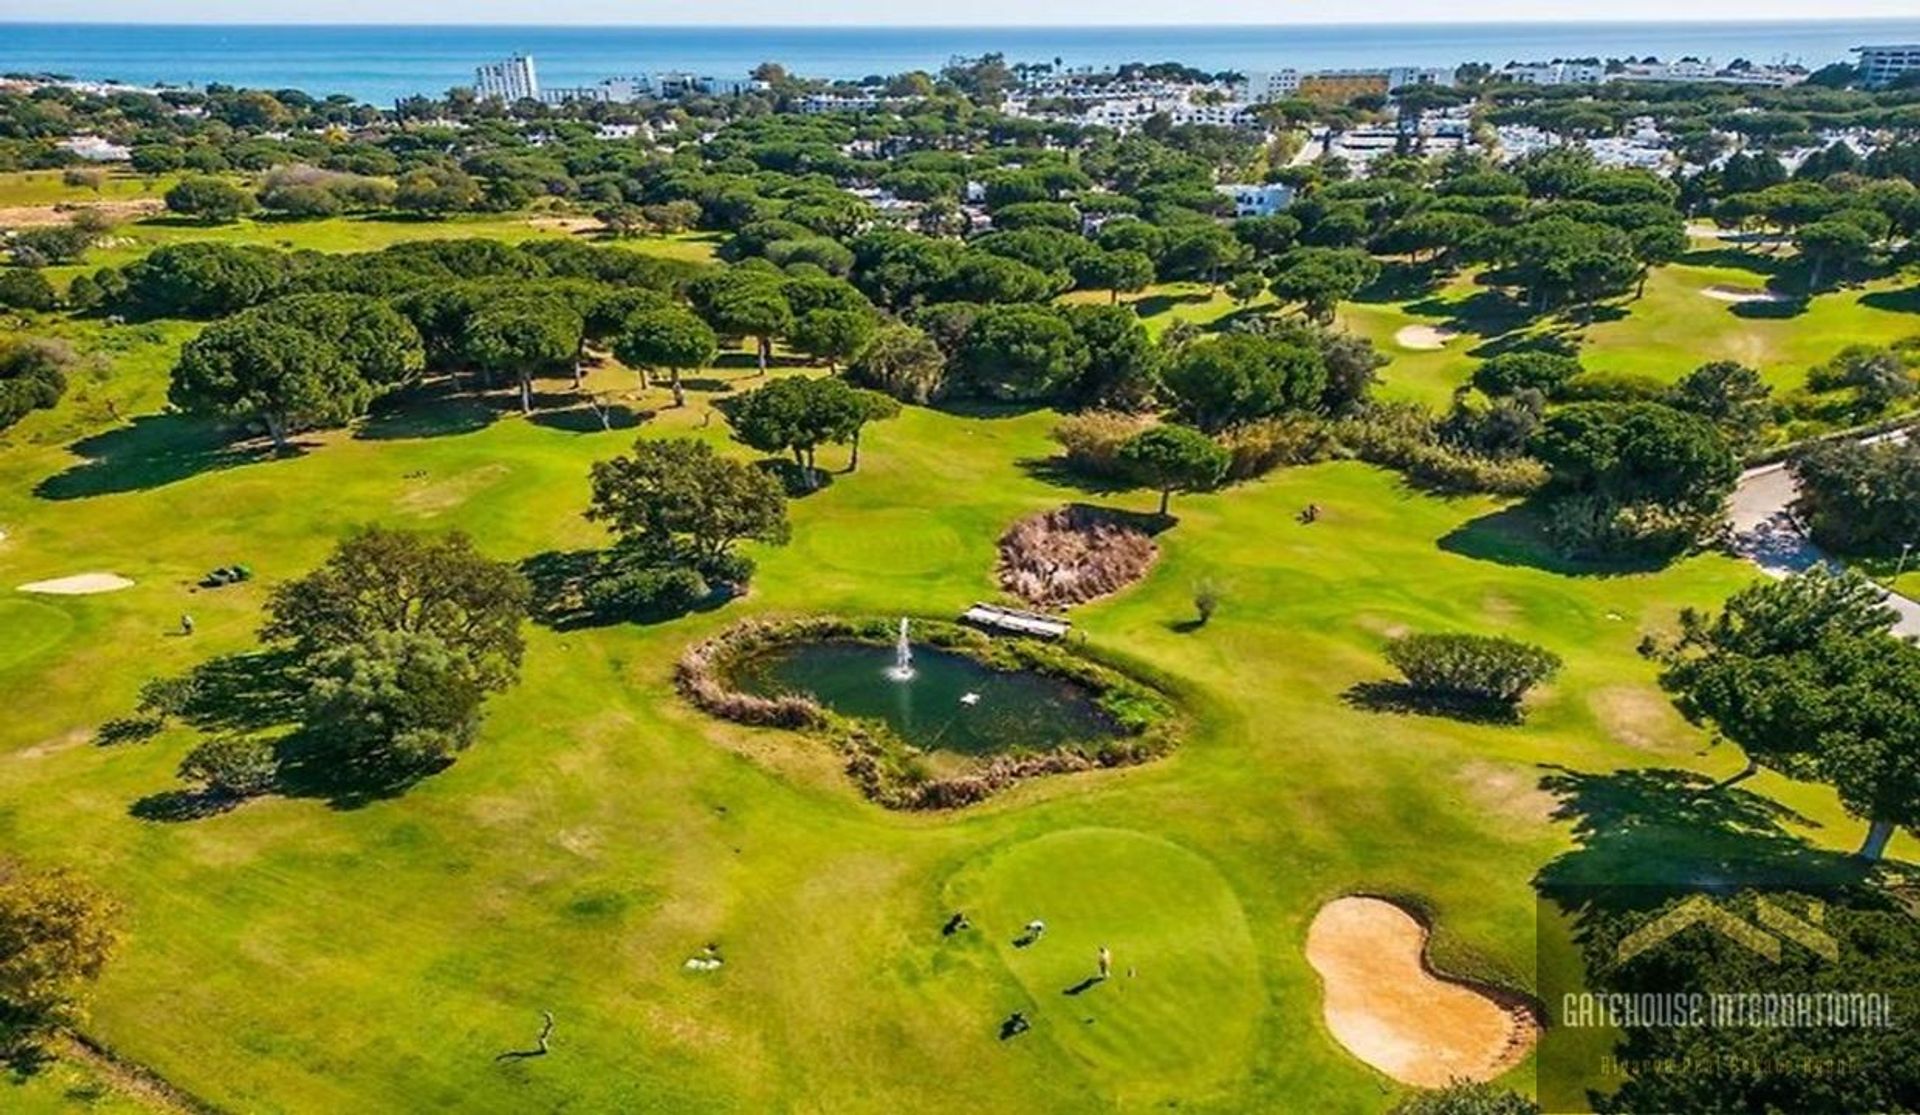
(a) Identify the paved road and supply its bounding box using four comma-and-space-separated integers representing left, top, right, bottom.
1728, 433, 1920, 639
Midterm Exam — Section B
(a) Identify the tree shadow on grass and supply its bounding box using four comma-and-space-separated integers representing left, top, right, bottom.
1677, 246, 1787, 275
128, 788, 240, 823
1340, 680, 1524, 726
755, 459, 837, 498
929, 398, 1047, 421
526, 402, 648, 435
1730, 297, 1809, 321
127, 648, 429, 815
356, 385, 499, 441
1860, 286, 1920, 315
170, 648, 308, 733
1129, 291, 1212, 318
519, 548, 605, 631
1438, 505, 1674, 578
268, 730, 442, 812
1532, 765, 1875, 919
518, 548, 732, 632
1354, 260, 1447, 304
33, 415, 289, 501
1014, 456, 1132, 497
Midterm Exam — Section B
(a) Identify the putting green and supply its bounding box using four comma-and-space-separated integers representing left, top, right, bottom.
947, 828, 1260, 1105
802, 507, 966, 577
0, 599, 74, 675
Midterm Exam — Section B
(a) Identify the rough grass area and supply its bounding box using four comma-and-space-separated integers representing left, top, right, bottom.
677, 614, 1181, 809
996, 504, 1160, 609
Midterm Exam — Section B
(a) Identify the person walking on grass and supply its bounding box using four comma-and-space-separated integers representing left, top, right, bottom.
1097, 945, 1112, 981
180, 613, 195, 636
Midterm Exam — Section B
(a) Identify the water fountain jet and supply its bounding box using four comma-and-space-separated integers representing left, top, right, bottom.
885, 616, 915, 682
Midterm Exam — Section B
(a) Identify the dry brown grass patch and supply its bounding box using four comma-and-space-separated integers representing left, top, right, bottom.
996, 504, 1160, 609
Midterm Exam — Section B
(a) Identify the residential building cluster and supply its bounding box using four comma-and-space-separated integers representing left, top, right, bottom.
1495, 56, 1808, 88
471, 54, 765, 105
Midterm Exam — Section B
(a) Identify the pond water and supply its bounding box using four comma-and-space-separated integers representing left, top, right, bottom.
732, 641, 1119, 755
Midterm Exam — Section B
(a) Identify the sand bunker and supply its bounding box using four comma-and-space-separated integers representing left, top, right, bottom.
1306, 896, 1539, 1087
1394, 325, 1459, 351
1701, 284, 1790, 305
17, 573, 134, 595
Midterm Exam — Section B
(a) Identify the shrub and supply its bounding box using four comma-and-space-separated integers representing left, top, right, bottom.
584, 565, 710, 621
1217, 416, 1341, 480
0, 337, 74, 431
177, 736, 278, 797
1789, 438, 1920, 556
1389, 1081, 1539, 1115
1556, 368, 1669, 403
1472, 351, 1580, 397
1049, 410, 1153, 481
1336, 404, 1547, 497
0, 269, 57, 312
1385, 633, 1562, 705
698, 550, 756, 591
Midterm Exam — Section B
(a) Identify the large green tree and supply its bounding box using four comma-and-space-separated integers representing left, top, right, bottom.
169, 292, 422, 447
1159, 332, 1327, 432
1119, 424, 1230, 515
163, 175, 257, 223
614, 306, 718, 407
1531, 401, 1737, 557
263, 526, 531, 694
462, 296, 585, 414
955, 305, 1087, 401
1267, 247, 1380, 322
587, 437, 790, 564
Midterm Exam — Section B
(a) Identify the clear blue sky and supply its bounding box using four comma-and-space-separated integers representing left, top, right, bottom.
11, 1, 1920, 25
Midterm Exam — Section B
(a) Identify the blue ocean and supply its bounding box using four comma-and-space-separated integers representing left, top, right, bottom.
4, 21, 1920, 105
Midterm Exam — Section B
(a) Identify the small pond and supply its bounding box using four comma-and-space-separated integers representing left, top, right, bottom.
732, 641, 1119, 755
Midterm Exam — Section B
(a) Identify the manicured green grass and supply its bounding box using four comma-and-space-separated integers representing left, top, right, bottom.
1, 240, 1914, 1111
0, 169, 178, 208
0, 317, 1906, 1113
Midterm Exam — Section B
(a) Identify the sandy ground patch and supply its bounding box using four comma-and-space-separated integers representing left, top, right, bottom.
0, 198, 163, 228
1306, 896, 1539, 1087
1393, 325, 1460, 351
1701, 284, 1790, 304
1589, 685, 1686, 751
17, 572, 134, 595
526, 215, 602, 234
1457, 760, 1558, 824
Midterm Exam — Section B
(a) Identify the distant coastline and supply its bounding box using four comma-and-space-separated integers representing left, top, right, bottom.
5, 19, 1920, 104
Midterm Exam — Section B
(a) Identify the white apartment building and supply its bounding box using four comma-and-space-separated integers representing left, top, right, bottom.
474, 54, 538, 102
1239, 69, 1303, 102
1386, 66, 1455, 89
1499, 60, 1606, 86
1855, 44, 1920, 88
1215, 183, 1295, 218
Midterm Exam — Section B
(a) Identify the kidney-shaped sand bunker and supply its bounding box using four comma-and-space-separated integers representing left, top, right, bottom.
1306, 896, 1539, 1087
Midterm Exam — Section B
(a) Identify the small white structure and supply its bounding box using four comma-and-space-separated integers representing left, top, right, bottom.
1215, 182, 1294, 218
960, 603, 1072, 640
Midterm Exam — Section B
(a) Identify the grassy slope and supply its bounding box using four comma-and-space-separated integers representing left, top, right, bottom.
0, 319, 1909, 1113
